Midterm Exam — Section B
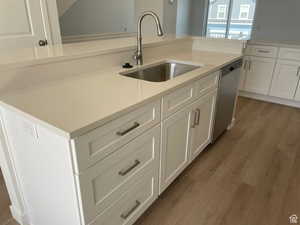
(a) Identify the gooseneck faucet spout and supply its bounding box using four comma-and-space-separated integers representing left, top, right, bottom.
134, 11, 164, 65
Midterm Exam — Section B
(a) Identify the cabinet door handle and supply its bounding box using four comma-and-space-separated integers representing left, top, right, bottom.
118, 160, 140, 176
120, 200, 141, 219
195, 108, 201, 126
248, 60, 252, 71
243, 60, 248, 70
191, 109, 199, 128
257, 50, 270, 54
116, 122, 140, 136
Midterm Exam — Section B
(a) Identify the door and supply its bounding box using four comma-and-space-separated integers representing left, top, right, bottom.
269, 60, 300, 100
160, 107, 192, 193
244, 56, 276, 95
190, 92, 217, 161
0, 0, 50, 48
239, 56, 249, 90
295, 83, 300, 101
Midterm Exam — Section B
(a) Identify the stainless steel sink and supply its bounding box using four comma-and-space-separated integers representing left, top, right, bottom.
120, 61, 201, 82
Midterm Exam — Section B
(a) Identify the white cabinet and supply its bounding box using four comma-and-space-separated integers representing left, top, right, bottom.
243, 56, 276, 95
269, 60, 300, 99
160, 106, 192, 193
295, 84, 300, 101
160, 90, 217, 193
239, 58, 248, 90
0, 0, 61, 48
189, 92, 217, 161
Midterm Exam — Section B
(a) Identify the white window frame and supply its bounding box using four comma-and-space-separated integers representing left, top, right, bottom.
217, 5, 227, 19
239, 4, 250, 20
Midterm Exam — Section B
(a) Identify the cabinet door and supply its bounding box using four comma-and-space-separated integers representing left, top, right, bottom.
269, 60, 300, 100
295, 84, 300, 101
160, 107, 192, 193
190, 92, 217, 161
0, 0, 59, 48
239, 57, 249, 91
244, 56, 276, 95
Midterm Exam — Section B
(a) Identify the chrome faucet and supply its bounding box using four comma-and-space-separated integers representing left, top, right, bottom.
133, 11, 164, 65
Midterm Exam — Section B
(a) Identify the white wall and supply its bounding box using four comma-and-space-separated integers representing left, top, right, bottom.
60, 0, 135, 36
163, 0, 178, 34
251, 0, 300, 42
59, 0, 179, 37
176, 0, 192, 36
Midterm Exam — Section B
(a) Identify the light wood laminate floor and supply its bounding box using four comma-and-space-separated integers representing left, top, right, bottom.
1, 97, 300, 225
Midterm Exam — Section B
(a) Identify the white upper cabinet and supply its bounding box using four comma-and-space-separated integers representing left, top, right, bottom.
270, 60, 300, 100
244, 56, 276, 95
0, 0, 61, 48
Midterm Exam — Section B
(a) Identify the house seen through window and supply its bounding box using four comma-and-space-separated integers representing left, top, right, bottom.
206, 0, 256, 40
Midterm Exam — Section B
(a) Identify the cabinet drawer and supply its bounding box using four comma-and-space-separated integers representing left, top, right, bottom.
76, 126, 160, 224
279, 48, 300, 61
162, 83, 195, 118
90, 169, 158, 225
73, 100, 161, 172
195, 71, 219, 98
247, 45, 278, 58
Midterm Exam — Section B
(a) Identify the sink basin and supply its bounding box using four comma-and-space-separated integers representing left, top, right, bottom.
120, 61, 201, 82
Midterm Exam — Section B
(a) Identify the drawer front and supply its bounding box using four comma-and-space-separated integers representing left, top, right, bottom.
195, 71, 219, 98
77, 126, 160, 224
247, 45, 278, 58
90, 169, 158, 225
279, 48, 300, 61
162, 83, 195, 118
73, 100, 161, 172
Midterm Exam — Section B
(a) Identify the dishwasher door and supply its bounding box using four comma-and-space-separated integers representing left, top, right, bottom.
212, 62, 242, 142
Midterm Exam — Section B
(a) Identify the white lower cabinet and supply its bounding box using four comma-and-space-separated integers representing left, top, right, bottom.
160, 106, 192, 193
243, 56, 276, 95
189, 92, 217, 161
90, 168, 158, 225
295, 85, 300, 101
269, 60, 300, 99
1, 71, 219, 225
77, 126, 160, 224
160, 91, 217, 193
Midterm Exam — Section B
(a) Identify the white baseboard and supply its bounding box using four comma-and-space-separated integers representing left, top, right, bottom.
10, 205, 29, 225
239, 91, 300, 108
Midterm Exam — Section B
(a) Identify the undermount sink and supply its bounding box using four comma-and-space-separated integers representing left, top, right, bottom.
120, 61, 201, 82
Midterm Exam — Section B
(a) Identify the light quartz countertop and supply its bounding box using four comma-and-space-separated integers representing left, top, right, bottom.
0, 50, 242, 138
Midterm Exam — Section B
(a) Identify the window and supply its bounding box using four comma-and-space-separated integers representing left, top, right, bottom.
206, 0, 256, 40
217, 5, 227, 19
239, 4, 250, 19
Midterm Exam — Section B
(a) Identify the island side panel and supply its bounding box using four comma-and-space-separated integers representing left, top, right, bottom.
1, 107, 81, 225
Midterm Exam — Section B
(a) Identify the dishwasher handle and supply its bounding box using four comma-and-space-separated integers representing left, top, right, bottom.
221, 59, 243, 76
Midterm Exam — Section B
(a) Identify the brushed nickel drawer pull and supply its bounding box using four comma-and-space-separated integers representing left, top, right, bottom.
297, 66, 300, 77
120, 200, 141, 219
118, 160, 141, 176
195, 108, 201, 126
116, 122, 140, 136
258, 50, 270, 53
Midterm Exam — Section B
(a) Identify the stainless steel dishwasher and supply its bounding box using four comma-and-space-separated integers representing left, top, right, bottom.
212, 59, 243, 142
